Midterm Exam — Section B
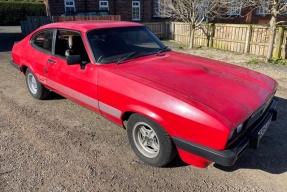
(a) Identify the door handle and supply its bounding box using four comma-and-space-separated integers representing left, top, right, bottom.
48, 59, 56, 64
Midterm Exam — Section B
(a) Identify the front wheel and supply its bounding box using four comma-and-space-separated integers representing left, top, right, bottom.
127, 114, 176, 167
25, 68, 49, 100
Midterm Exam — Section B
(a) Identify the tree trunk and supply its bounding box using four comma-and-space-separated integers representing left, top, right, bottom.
189, 24, 195, 49
266, 6, 277, 62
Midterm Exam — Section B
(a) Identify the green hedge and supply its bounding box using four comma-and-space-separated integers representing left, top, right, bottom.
0, 1, 45, 26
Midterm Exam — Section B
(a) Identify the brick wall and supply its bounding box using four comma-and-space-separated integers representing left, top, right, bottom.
49, 1, 283, 24
48, 0, 170, 22
215, 8, 286, 25
49, 0, 65, 16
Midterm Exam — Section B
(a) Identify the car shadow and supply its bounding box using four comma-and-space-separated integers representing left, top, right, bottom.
0, 27, 23, 52
167, 155, 189, 168
48, 92, 66, 100
169, 96, 287, 174
214, 96, 287, 174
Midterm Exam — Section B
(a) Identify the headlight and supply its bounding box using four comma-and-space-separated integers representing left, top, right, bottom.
236, 124, 243, 133
228, 130, 234, 140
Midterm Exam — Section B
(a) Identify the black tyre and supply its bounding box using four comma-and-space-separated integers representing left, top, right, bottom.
127, 114, 176, 167
25, 68, 50, 100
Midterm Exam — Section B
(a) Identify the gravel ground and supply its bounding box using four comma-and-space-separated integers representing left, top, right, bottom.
0, 27, 287, 191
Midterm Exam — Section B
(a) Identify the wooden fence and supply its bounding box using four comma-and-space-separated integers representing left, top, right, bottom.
144, 22, 173, 40
20, 17, 287, 59
171, 22, 287, 59
20, 16, 52, 36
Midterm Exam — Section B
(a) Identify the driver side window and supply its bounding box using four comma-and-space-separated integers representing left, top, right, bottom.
55, 30, 90, 63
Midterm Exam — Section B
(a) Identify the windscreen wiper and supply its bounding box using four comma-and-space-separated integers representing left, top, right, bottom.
156, 46, 170, 56
116, 51, 145, 64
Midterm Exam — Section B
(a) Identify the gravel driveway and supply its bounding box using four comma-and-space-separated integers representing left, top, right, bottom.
0, 26, 287, 192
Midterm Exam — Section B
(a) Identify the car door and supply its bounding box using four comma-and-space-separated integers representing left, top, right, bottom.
29, 29, 55, 82
45, 29, 100, 113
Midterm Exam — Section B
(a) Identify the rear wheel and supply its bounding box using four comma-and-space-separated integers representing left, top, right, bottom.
127, 114, 176, 167
26, 68, 49, 100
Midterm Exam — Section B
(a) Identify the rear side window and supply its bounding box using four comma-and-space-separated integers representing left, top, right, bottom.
31, 30, 54, 53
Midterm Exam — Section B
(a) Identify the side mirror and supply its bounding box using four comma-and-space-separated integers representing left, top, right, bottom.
66, 55, 82, 65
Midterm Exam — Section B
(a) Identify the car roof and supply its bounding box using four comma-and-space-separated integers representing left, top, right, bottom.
40, 20, 144, 32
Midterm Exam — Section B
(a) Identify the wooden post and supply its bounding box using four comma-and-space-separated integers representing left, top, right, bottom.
20, 21, 26, 36
170, 22, 175, 40
273, 26, 284, 59
165, 22, 169, 40
208, 23, 215, 48
244, 25, 252, 53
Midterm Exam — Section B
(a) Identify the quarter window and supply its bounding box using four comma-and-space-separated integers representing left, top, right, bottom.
31, 30, 54, 53
132, 1, 140, 21
99, 1, 109, 10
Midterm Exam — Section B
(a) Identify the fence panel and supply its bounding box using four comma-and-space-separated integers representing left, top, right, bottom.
249, 26, 269, 56
213, 24, 247, 53
173, 22, 190, 45
170, 22, 287, 59
144, 22, 168, 39
281, 27, 287, 59
20, 16, 52, 36
194, 25, 209, 47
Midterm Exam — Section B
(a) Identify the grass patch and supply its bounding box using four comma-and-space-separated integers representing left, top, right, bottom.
247, 57, 262, 64
269, 59, 287, 65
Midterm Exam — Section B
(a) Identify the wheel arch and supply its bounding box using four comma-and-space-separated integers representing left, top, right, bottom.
120, 106, 175, 136
20, 65, 28, 74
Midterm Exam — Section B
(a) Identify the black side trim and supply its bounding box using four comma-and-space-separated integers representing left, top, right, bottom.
10, 60, 21, 71
173, 99, 278, 166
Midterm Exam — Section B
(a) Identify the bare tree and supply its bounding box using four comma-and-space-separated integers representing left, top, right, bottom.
249, 0, 287, 61
164, 0, 248, 48
164, 0, 287, 60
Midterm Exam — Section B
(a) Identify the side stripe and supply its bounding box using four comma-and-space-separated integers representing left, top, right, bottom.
99, 101, 122, 119
41, 75, 122, 119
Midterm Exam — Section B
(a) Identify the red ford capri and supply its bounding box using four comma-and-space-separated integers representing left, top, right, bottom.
11, 21, 278, 168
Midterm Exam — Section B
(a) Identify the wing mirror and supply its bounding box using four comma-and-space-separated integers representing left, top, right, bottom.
66, 55, 82, 65
66, 55, 87, 70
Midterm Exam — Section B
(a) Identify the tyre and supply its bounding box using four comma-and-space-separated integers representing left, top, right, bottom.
127, 114, 176, 167
25, 68, 49, 100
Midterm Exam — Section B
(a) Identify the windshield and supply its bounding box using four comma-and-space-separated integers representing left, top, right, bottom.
87, 26, 168, 64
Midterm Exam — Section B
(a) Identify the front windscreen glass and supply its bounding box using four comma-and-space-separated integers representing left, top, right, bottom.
87, 26, 167, 64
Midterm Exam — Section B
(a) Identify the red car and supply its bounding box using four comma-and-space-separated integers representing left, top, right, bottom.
11, 21, 278, 168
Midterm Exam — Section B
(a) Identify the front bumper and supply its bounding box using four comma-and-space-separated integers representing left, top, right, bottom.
173, 98, 278, 166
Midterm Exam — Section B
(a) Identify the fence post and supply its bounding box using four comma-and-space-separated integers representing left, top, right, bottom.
244, 25, 252, 53
170, 22, 175, 40
165, 22, 169, 39
208, 23, 215, 48
273, 26, 284, 59
20, 21, 27, 36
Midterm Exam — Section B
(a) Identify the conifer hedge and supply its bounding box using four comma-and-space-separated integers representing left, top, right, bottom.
0, 1, 45, 25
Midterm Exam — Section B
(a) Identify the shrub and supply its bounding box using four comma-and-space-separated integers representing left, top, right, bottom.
0, 1, 45, 25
